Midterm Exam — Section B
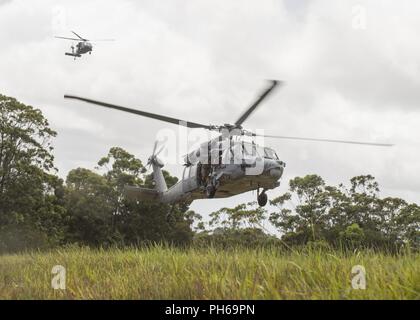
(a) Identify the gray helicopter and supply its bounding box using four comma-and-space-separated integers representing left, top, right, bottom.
64, 80, 392, 207
55, 31, 114, 60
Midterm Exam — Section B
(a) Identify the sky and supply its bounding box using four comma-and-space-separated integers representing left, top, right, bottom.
0, 0, 419, 222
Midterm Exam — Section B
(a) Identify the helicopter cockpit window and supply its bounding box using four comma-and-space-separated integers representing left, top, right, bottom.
256, 146, 266, 158
243, 143, 279, 159
264, 148, 279, 160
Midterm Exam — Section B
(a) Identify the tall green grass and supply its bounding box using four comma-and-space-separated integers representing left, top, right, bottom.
0, 245, 418, 299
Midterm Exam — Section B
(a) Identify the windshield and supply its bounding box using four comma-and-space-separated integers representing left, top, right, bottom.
243, 143, 263, 157
242, 143, 277, 159
264, 148, 278, 159
256, 146, 265, 158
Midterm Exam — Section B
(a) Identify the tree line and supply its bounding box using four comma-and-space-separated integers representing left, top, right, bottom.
0, 94, 419, 253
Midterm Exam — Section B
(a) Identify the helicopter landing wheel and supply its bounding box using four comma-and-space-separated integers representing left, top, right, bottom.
206, 185, 216, 199
257, 190, 268, 207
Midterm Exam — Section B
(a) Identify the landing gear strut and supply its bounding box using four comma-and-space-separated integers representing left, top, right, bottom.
257, 189, 268, 207
71, 46, 76, 60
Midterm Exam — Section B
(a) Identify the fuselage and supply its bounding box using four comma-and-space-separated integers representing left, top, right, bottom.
76, 41, 92, 54
159, 139, 285, 204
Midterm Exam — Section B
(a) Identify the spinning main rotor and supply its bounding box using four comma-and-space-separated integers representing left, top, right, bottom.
55, 30, 114, 43
64, 81, 393, 147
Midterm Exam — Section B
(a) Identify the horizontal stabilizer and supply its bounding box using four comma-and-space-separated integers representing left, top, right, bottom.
124, 186, 159, 202
65, 53, 82, 57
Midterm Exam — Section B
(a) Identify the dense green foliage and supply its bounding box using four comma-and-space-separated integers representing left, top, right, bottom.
64, 147, 194, 248
0, 95, 419, 253
268, 174, 420, 250
0, 95, 66, 252
0, 95, 194, 252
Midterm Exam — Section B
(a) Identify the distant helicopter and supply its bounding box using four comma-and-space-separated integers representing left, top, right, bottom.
64, 81, 393, 207
55, 31, 114, 60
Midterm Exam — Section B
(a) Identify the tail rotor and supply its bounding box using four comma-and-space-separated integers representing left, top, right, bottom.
141, 141, 165, 173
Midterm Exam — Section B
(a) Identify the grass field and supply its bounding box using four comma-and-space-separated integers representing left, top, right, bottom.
0, 246, 419, 299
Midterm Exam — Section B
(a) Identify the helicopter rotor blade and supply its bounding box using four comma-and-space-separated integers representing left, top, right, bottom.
234, 80, 282, 127
55, 36, 81, 41
152, 141, 158, 157
89, 39, 115, 42
72, 31, 87, 41
64, 95, 212, 130
255, 134, 393, 147
155, 145, 165, 157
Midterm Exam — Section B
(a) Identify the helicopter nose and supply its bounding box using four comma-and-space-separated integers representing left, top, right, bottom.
264, 160, 285, 180
269, 167, 283, 179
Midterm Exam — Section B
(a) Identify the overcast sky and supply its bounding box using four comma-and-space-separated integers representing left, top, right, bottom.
1, 0, 419, 220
